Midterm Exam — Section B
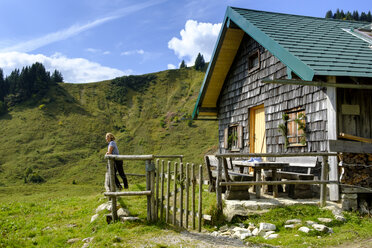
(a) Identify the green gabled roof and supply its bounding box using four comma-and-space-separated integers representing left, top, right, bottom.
231, 7, 372, 78
192, 7, 372, 119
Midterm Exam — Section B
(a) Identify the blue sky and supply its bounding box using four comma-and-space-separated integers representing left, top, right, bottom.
0, 0, 370, 83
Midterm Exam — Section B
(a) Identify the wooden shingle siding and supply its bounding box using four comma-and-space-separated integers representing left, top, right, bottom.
218, 34, 328, 154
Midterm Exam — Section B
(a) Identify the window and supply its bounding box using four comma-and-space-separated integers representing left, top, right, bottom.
286, 109, 306, 146
248, 49, 260, 72
224, 124, 243, 151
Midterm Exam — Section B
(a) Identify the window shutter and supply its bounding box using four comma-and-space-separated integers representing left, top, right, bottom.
224, 128, 228, 149
238, 125, 243, 148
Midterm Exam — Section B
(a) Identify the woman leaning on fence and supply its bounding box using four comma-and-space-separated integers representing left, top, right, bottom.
105, 133, 129, 190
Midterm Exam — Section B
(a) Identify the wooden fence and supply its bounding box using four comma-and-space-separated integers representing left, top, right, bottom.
103, 154, 210, 232
215, 152, 339, 211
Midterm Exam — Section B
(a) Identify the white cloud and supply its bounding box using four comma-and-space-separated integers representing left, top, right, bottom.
86, 48, 111, 55
121, 49, 145, 56
167, 64, 176, 69
168, 20, 221, 65
0, 52, 131, 83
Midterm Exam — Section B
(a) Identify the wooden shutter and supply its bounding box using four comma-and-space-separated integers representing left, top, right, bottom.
238, 125, 243, 149
224, 127, 228, 149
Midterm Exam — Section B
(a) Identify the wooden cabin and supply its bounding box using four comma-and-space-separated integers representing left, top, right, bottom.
192, 7, 372, 201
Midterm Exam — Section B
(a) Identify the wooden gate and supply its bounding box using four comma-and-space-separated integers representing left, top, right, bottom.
104, 155, 209, 232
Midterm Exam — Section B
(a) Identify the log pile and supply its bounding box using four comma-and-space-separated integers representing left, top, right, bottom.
339, 153, 372, 188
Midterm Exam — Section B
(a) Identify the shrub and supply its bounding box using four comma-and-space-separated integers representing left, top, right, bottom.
28, 173, 45, 183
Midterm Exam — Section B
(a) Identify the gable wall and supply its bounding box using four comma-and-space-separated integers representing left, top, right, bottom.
218, 34, 328, 154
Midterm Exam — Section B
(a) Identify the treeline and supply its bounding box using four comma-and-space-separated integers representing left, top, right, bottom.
325, 9, 372, 22
0, 62, 63, 113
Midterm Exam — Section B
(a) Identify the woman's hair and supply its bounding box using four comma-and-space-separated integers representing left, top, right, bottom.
106, 133, 115, 141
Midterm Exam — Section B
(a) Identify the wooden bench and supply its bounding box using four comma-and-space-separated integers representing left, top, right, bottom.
274, 156, 318, 199
205, 155, 253, 199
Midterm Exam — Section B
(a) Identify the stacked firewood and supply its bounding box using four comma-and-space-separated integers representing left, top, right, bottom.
339, 153, 372, 188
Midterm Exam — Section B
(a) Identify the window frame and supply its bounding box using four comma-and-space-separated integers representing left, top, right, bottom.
286, 108, 307, 147
248, 49, 260, 72
224, 124, 243, 151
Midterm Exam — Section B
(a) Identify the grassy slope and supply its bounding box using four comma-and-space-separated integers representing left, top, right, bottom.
0, 68, 218, 186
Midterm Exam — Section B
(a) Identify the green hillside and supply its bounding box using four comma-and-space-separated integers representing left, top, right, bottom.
0, 68, 218, 186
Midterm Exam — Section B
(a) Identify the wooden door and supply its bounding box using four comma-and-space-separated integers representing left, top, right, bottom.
250, 105, 266, 153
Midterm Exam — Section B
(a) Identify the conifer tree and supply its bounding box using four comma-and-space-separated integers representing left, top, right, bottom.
180, 60, 186, 69
51, 69, 63, 83
194, 53, 205, 71
325, 10, 333, 19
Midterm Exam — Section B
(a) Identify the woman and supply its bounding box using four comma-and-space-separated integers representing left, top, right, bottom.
106, 133, 128, 189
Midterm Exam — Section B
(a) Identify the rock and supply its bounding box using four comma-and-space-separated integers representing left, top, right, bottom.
335, 215, 346, 222
219, 225, 229, 232
120, 216, 140, 222
67, 238, 80, 244
90, 214, 99, 223
259, 223, 276, 232
247, 224, 256, 232
284, 224, 295, 229
67, 224, 78, 228
252, 228, 259, 236
232, 227, 250, 234
117, 208, 130, 217
312, 224, 330, 233
82, 237, 93, 243
96, 202, 110, 213
211, 231, 219, 237
264, 231, 275, 238
317, 218, 333, 223
240, 233, 252, 239
220, 231, 232, 237
285, 219, 302, 225
81, 243, 89, 248
305, 220, 317, 226
298, 226, 311, 233
265, 234, 279, 240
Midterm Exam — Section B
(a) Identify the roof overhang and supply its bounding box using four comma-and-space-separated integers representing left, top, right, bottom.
192, 6, 315, 120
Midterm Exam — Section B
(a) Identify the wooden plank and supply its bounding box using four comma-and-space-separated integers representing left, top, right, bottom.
320, 156, 329, 207
262, 78, 372, 90
216, 157, 223, 213
339, 133, 372, 143
104, 191, 152, 196
163, 206, 212, 221
329, 140, 372, 153
173, 162, 178, 225
151, 164, 156, 222
217, 152, 337, 158
155, 159, 160, 222
185, 163, 190, 229
160, 160, 165, 221
192, 163, 196, 230
108, 159, 118, 222
220, 180, 338, 186
105, 154, 154, 160
166, 161, 171, 223
198, 165, 203, 232
179, 163, 184, 227
326, 77, 339, 202
146, 160, 152, 222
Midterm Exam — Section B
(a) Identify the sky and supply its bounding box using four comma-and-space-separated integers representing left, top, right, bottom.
0, 0, 370, 83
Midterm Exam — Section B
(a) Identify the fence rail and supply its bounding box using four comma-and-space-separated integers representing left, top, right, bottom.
214, 152, 338, 211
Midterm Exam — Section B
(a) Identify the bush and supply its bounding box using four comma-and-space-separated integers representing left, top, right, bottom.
28, 173, 45, 183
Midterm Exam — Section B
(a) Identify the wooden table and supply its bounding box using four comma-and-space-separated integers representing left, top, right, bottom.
233, 161, 289, 198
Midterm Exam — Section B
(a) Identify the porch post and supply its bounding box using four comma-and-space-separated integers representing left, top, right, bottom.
326, 76, 339, 201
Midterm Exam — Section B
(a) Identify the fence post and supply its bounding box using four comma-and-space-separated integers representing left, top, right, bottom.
185, 163, 190, 229
108, 159, 118, 222
146, 159, 155, 222
180, 162, 184, 227
198, 164, 203, 232
216, 157, 223, 213
320, 155, 329, 207
192, 163, 196, 230
166, 161, 171, 223
173, 162, 178, 225
160, 160, 165, 221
